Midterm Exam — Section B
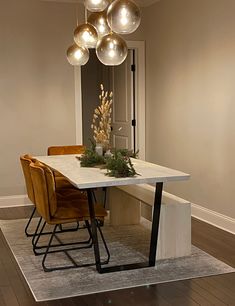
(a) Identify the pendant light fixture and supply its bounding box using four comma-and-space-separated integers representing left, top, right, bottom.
67, 0, 141, 66
107, 0, 141, 34
96, 32, 127, 65
85, 0, 109, 12
73, 3, 98, 49
88, 10, 111, 39
74, 23, 98, 48
66, 44, 89, 66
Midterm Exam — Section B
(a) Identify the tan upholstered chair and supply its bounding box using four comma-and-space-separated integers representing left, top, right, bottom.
47, 145, 107, 226
20, 155, 38, 237
47, 145, 85, 156
20, 154, 86, 238
29, 161, 110, 272
47, 145, 86, 191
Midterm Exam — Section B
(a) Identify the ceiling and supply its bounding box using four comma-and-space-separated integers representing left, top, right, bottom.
41, 0, 160, 8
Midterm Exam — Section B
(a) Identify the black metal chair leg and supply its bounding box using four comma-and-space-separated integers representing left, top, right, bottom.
26, 208, 82, 239
31, 220, 85, 246
40, 219, 109, 272
33, 221, 47, 255
32, 217, 43, 247
42, 225, 95, 272
25, 206, 37, 237
42, 225, 57, 272
33, 220, 93, 255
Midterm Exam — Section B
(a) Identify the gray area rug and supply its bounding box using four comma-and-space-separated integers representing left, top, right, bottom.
0, 218, 234, 302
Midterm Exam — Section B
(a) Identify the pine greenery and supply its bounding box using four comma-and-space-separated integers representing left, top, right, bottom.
78, 147, 138, 178
105, 151, 138, 178
78, 148, 106, 167
111, 148, 139, 159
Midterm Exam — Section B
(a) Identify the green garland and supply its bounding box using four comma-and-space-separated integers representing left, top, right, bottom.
78, 148, 106, 167
78, 147, 138, 178
105, 151, 138, 178
110, 148, 139, 159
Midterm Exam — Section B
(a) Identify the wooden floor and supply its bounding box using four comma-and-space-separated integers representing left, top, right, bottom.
0, 216, 234, 306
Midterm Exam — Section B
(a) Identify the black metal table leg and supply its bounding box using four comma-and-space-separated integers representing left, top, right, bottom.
88, 182, 163, 274
87, 189, 102, 273
149, 182, 163, 266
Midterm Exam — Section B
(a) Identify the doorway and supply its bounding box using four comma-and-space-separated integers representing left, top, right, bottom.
75, 41, 145, 159
110, 49, 136, 152
81, 49, 136, 151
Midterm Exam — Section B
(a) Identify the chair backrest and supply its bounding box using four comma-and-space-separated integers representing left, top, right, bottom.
29, 161, 58, 221
20, 154, 37, 204
47, 145, 86, 156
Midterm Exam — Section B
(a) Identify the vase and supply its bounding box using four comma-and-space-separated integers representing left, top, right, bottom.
95, 143, 103, 156
104, 149, 112, 157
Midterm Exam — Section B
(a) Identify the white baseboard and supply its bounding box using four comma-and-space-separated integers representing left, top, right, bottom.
191, 203, 235, 235
0, 195, 32, 208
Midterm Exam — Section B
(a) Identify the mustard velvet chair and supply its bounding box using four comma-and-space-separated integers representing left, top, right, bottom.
20, 154, 38, 237
29, 161, 110, 272
47, 145, 90, 228
47, 145, 85, 156
47, 144, 107, 210
47, 145, 87, 192
48, 145, 108, 227
20, 154, 86, 238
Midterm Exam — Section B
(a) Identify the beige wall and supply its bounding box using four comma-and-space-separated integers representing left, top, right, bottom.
4, 0, 232, 220
143, 0, 235, 218
0, 0, 144, 197
0, 0, 83, 196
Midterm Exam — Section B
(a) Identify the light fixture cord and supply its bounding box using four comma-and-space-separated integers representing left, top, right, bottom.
110, 1, 113, 33
76, 4, 79, 26
84, 4, 87, 24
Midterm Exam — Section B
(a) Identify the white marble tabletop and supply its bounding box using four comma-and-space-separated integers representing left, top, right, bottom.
36, 154, 190, 189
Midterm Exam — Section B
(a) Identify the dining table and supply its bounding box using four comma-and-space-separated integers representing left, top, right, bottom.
36, 154, 190, 274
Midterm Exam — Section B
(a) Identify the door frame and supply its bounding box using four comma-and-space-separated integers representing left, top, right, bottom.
74, 40, 146, 160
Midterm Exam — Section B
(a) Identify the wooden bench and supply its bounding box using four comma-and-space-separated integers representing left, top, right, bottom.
107, 184, 191, 260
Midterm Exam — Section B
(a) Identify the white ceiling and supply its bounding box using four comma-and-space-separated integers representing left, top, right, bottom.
41, 0, 160, 8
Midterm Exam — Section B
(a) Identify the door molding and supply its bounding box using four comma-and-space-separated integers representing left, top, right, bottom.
74, 40, 146, 160
74, 66, 83, 146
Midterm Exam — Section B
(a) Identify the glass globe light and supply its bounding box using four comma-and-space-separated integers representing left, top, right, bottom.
96, 32, 128, 66
107, 0, 141, 34
74, 23, 98, 48
85, 0, 109, 12
88, 11, 111, 39
66, 44, 89, 66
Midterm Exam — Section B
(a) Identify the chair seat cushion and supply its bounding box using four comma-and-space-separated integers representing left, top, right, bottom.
52, 200, 85, 221
51, 199, 106, 223
56, 189, 87, 200
78, 202, 107, 219
55, 176, 76, 189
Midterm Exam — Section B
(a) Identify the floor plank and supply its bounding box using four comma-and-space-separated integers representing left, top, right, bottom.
0, 286, 19, 306
193, 277, 234, 305
180, 278, 229, 306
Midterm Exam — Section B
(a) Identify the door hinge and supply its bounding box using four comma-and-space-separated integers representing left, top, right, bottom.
131, 64, 136, 72
132, 119, 136, 127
